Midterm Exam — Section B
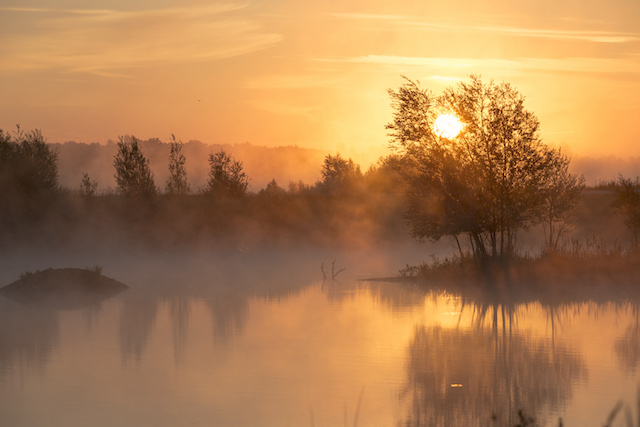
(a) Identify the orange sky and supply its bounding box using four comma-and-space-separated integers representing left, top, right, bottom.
1, 0, 639, 166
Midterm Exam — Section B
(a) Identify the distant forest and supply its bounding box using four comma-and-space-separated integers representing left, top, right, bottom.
52, 137, 327, 193
50, 138, 640, 192
0, 128, 409, 251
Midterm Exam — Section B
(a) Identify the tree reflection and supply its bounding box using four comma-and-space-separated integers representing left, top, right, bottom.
119, 297, 159, 364
615, 304, 640, 372
167, 297, 190, 365
399, 304, 587, 427
204, 295, 248, 345
0, 301, 59, 377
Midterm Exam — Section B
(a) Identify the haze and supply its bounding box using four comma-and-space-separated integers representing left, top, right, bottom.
1, 0, 639, 165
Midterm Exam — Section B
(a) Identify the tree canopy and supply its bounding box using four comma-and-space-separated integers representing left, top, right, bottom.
165, 135, 190, 195
320, 153, 362, 193
613, 175, 640, 249
206, 150, 249, 197
387, 75, 583, 258
113, 136, 157, 198
0, 126, 59, 207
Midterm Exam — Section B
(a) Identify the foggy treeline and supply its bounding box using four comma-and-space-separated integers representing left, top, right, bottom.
1, 124, 640, 257
51, 137, 326, 193
0, 128, 408, 250
50, 138, 640, 191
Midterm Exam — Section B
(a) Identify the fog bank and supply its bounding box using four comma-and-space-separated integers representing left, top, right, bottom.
570, 156, 640, 185
52, 139, 640, 193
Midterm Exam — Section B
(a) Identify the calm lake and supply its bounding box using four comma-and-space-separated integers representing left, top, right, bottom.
1, 246, 639, 426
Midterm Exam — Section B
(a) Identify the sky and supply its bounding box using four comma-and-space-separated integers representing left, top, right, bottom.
1, 0, 639, 166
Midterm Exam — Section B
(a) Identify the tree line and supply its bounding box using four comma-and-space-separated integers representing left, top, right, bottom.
78, 135, 366, 199
0, 124, 394, 203
2, 75, 640, 256
0, 125, 397, 248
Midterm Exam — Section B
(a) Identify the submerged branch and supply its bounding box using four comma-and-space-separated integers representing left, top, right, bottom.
331, 260, 346, 280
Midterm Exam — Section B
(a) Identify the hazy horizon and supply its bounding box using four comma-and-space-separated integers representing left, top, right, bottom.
43, 137, 640, 192
1, 0, 639, 161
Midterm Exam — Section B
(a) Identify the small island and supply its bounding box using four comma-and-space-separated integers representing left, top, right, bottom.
0, 267, 128, 308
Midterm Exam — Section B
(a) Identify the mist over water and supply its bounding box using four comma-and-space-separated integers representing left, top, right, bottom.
2, 0, 639, 421
3, 133, 640, 426
1, 242, 640, 427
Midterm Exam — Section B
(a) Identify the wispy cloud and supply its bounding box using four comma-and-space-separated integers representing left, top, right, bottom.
0, 4, 282, 76
318, 54, 640, 76
330, 13, 639, 44
454, 24, 638, 43
0, 7, 116, 14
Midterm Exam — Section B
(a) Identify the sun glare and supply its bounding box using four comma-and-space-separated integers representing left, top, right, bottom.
434, 114, 463, 139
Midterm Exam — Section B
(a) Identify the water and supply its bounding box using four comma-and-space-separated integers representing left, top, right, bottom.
0, 247, 639, 426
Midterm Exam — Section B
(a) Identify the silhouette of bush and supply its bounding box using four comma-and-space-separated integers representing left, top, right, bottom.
0, 126, 60, 234
0, 126, 59, 200
318, 153, 363, 194
165, 134, 190, 195
79, 172, 98, 197
113, 136, 157, 198
205, 150, 248, 197
613, 175, 640, 248
260, 179, 286, 197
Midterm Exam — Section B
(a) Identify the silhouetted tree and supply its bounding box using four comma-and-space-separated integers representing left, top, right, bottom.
0, 126, 59, 199
387, 75, 578, 258
540, 153, 585, 251
260, 179, 286, 197
113, 136, 156, 197
288, 180, 310, 194
365, 154, 408, 194
613, 175, 640, 249
206, 150, 248, 197
79, 172, 98, 198
165, 134, 189, 195
320, 153, 362, 193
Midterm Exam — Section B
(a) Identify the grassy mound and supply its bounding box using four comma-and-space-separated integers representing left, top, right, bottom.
0, 267, 128, 308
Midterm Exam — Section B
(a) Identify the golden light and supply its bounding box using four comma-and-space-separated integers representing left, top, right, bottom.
433, 114, 463, 139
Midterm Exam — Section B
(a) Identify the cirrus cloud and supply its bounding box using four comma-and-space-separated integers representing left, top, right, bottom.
0, 4, 283, 77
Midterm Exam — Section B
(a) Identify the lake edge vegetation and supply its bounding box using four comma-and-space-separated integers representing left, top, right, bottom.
2, 76, 640, 285
383, 75, 640, 284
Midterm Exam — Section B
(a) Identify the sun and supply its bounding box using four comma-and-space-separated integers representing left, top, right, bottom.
433, 114, 463, 139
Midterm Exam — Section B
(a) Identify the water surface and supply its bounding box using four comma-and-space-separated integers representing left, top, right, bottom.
0, 248, 638, 426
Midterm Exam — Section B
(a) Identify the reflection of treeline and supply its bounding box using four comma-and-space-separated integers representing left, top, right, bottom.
400, 321, 587, 427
